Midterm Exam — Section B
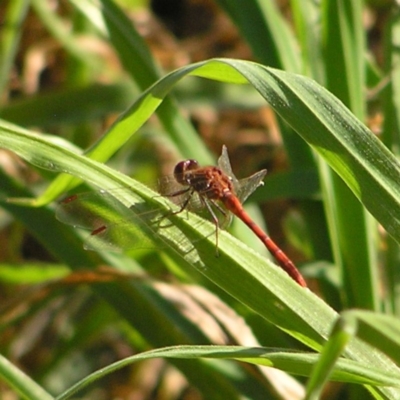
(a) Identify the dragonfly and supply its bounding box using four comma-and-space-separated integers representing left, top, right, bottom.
56, 145, 307, 287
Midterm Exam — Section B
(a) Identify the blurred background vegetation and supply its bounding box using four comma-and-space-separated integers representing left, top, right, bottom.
1, 0, 400, 399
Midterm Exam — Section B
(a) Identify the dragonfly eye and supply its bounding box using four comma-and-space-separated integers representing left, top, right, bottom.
174, 160, 199, 184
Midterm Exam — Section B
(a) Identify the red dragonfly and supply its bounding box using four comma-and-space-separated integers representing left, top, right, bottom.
57, 146, 307, 287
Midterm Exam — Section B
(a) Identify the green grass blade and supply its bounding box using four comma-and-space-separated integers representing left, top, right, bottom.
72, 0, 212, 163
322, 0, 365, 117
0, 353, 54, 400
290, 0, 325, 80
0, 0, 30, 97
216, 0, 315, 171
56, 345, 400, 400
353, 311, 400, 366
215, 0, 300, 71
320, 0, 378, 309
307, 310, 400, 399
382, 10, 400, 151
305, 314, 358, 399
380, 6, 400, 315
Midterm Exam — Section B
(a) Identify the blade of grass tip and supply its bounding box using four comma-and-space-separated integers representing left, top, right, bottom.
305, 314, 357, 400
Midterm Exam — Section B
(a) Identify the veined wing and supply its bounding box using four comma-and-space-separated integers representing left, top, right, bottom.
56, 190, 167, 251
217, 145, 267, 203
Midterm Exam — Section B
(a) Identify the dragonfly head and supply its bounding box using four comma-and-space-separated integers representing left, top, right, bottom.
174, 159, 200, 185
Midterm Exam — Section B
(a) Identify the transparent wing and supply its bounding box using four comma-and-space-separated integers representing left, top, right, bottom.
56, 189, 213, 253
217, 145, 239, 188
56, 190, 130, 230
217, 144, 267, 203
236, 169, 267, 203
56, 191, 164, 251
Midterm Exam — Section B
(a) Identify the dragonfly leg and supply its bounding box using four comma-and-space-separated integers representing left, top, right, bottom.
201, 198, 221, 257
163, 187, 191, 198
167, 187, 193, 215
155, 187, 194, 229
